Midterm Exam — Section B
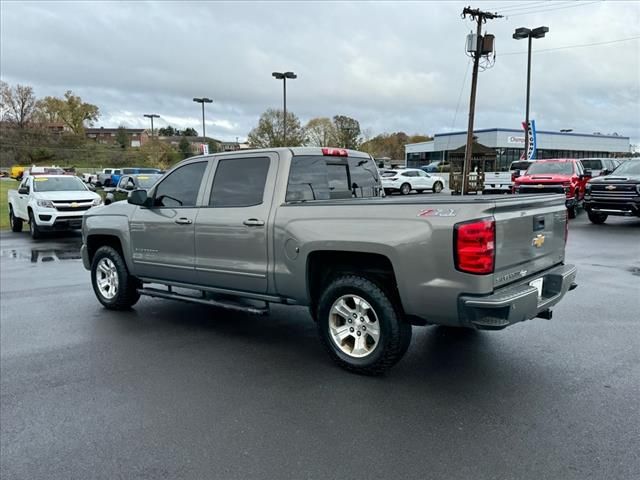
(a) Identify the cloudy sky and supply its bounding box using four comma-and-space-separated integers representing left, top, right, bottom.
1, 0, 639, 143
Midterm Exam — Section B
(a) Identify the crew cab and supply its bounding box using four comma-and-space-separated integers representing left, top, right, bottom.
584, 159, 640, 223
8, 175, 102, 239
514, 159, 591, 218
81, 147, 576, 375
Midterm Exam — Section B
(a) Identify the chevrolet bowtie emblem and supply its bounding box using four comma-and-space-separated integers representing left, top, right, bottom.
532, 234, 545, 248
70, 202, 79, 208
605, 185, 616, 190
536, 184, 544, 188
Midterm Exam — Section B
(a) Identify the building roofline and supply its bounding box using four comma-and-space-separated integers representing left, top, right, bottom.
431, 128, 629, 140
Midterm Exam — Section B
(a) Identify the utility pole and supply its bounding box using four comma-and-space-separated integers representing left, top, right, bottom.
460, 7, 502, 194
143, 114, 160, 138
193, 97, 213, 146
272, 72, 297, 146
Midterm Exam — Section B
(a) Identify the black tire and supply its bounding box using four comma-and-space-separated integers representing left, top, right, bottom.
433, 181, 443, 193
588, 211, 608, 224
400, 183, 411, 195
9, 206, 23, 232
317, 274, 412, 375
384, 189, 393, 195
28, 210, 41, 239
91, 246, 141, 310
567, 204, 577, 219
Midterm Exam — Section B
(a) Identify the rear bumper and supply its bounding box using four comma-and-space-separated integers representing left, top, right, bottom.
459, 263, 577, 330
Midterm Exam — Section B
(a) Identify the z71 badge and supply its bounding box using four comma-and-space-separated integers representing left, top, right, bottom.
418, 208, 457, 218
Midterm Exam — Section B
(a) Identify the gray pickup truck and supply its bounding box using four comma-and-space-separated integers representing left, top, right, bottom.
81, 147, 577, 374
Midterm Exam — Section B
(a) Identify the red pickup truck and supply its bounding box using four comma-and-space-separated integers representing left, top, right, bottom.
514, 159, 592, 218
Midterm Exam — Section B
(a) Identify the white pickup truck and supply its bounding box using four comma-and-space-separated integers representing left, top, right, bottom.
8, 175, 103, 239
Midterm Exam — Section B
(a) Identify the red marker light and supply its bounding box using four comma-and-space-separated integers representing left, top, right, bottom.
322, 148, 348, 157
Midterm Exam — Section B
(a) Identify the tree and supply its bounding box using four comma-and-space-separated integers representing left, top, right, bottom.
207, 140, 219, 153
0, 82, 37, 128
36, 90, 99, 135
247, 108, 305, 148
304, 117, 338, 147
333, 115, 361, 149
158, 126, 176, 136
178, 136, 192, 158
183, 127, 198, 137
360, 132, 433, 160
115, 126, 128, 149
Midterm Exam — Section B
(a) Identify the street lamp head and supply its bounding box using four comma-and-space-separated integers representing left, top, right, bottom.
201, 97, 213, 103
513, 27, 531, 40
143, 113, 159, 119
531, 26, 549, 38
272, 72, 285, 79
284, 72, 297, 79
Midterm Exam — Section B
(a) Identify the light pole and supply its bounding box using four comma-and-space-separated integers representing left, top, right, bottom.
143, 113, 160, 138
513, 26, 549, 159
272, 71, 297, 146
192, 97, 213, 144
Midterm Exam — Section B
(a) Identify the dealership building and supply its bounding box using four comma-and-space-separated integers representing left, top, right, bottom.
405, 128, 631, 170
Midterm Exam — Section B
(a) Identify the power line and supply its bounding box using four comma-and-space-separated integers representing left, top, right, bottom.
504, 1, 602, 17
484, 1, 571, 13
499, 35, 640, 56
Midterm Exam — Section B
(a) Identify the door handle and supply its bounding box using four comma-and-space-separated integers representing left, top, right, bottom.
243, 218, 265, 227
174, 217, 193, 225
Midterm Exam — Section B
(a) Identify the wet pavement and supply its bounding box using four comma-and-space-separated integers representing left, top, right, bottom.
1, 215, 639, 480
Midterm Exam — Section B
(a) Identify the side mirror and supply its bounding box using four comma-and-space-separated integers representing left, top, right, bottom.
128, 189, 148, 206
124, 184, 135, 191
87, 184, 96, 191
584, 169, 593, 177
18, 186, 29, 195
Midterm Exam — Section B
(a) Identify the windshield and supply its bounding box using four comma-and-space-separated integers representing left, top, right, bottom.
510, 161, 531, 170
526, 162, 574, 175
610, 160, 640, 175
33, 176, 88, 192
136, 174, 161, 188
580, 159, 603, 170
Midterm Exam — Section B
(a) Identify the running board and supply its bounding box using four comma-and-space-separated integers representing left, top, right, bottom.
138, 287, 269, 315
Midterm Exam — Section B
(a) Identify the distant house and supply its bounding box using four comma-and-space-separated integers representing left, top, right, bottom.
85, 127, 149, 147
158, 136, 221, 154
219, 141, 250, 152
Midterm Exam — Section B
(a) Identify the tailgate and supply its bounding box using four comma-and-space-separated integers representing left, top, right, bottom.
493, 194, 567, 288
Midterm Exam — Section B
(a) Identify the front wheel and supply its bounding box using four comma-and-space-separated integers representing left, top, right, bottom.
28, 211, 41, 239
91, 246, 141, 310
400, 183, 411, 195
433, 181, 443, 193
588, 211, 608, 224
9, 207, 23, 232
317, 275, 412, 375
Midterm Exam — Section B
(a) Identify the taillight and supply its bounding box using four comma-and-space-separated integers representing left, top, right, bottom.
454, 218, 495, 275
322, 148, 348, 157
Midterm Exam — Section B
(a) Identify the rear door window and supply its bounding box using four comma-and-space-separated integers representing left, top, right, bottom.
209, 157, 270, 207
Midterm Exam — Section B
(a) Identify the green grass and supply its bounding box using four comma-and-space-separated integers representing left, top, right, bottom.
1, 179, 20, 230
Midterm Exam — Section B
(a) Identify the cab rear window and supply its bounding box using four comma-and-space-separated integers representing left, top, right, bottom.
286, 156, 381, 202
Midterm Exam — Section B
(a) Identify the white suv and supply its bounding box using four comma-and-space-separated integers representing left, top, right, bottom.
381, 168, 445, 195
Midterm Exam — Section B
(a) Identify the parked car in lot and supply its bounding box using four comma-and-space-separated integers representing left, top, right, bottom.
514, 158, 591, 218
104, 174, 162, 205
8, 175, 103, 238
96, 168, 121, 187
579, 158, 621, 177
382, 168, 445, 195
421, 160, 450, 173
110, 168, 162, 188
584, 159, 640, 223
482, 171, 512, 194
81, 147, 576, 375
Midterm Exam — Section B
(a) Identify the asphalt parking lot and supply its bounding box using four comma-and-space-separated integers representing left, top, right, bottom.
1, 214, 639, 480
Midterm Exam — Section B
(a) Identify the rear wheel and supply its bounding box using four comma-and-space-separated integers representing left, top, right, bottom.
317, 275, 412, 375
433, 181, 443, 193
588, 211, 608, 224
91, 246, 141, 310
28, 210, 41, 239
400, 183, 411, 195
9, 206, 23, 232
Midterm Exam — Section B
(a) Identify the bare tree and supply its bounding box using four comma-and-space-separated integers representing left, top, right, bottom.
0, 82, 37, 128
